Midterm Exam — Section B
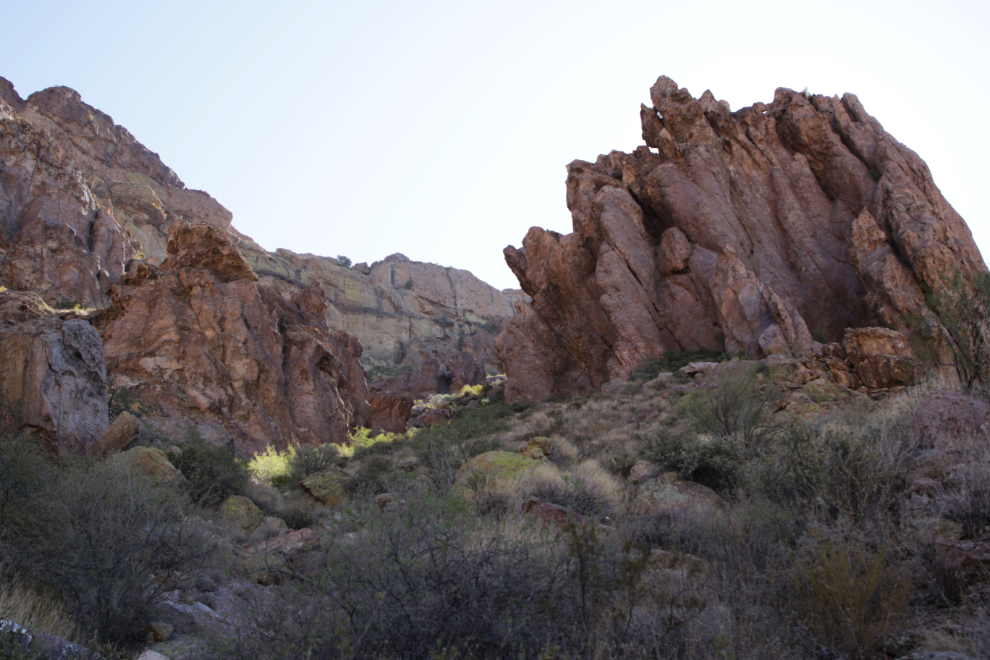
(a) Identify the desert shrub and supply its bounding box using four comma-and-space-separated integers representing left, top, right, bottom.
643, 429, 743, 494
343, 455, 392, 497
547, 434, 580, 468
311, 495, 574, 658
106, 383, 144, 421
769, 424, 902, 522
410, 401, 518, 490
338, 428, 397, 459
241, 480, 284, 515
915, 271, 990, 391
0, 626, 43, 660
247, 446, 294, 488
3, 462, 215, 645
365, 363, 413, 383
516, 462, 619, 520
789, 532, 911, 659
685, 362, 779, 450
288, 443, 343, 482
275, 497, 319, 530
941, 466, 990, 540
459, 383, 485, 397
170, 436, 249, 506
914, 535, 966, 606
474, 488, 511, 520
0, 434, 49, 530
606, 450, 637, 478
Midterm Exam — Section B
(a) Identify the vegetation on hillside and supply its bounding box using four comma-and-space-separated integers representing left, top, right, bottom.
2, 334, 990, 659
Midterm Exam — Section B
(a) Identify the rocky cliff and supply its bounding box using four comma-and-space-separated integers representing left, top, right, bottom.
233, 234, 527, 398
0, 76, 521, 451
0, 76, 521, 407
497, 76, 986, 402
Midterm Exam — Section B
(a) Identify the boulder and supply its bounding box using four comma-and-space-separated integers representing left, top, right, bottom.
218, 495, 263, 532
937, 539, 990, 585
145, 621, 174, 643
110, 446, 184, 484
455, 450, 540, 496
497, 76, 985, 402
0, 316, 108, 454
628, 460, 657, 485
300, 467, 349, 507
842, 327, 916, 388
522, 497, 588, 531
368, 392, 412, 434
87, 411, 140, 456
632, 472, 726, 517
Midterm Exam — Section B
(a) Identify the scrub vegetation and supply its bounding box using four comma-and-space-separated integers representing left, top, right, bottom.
2, 362, 989, 659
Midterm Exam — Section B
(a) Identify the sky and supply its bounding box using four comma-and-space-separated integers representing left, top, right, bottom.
2, 0, 988, 290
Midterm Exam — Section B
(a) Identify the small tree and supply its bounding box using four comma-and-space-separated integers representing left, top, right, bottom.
336, 255, 352, 268
919, 271, 990, 391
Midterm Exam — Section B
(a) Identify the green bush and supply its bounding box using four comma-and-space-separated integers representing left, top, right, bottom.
2, 461, 214, 645
643, 429, 743, 494
684, 362, 779, 450
288, 443, 343, 482
0, 627, 42, 660
343, 455, 392, 497
769, 425, 902, 522
915, 271, 990, 391
247, 446, 294, 489
170, 436, 249, 506
0, 433, 49, 531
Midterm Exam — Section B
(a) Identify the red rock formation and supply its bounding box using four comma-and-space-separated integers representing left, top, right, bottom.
498, 76, 986, 402
97, 222, 369, 455
1, 78, 383, 453
0, 79, 230, 307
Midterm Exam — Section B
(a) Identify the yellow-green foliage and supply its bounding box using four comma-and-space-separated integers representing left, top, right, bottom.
334, 428, 398, 459
460, 384, 485, 397
248, 446, 294, 487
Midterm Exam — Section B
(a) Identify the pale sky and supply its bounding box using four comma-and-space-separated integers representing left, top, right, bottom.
2, 0, 987, 290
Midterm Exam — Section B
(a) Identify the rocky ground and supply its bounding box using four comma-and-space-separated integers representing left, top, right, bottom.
4, 352, 990, 659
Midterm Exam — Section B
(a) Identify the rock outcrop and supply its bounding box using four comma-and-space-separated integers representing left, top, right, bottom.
96, 222, 370, 455
498, 76, 986, 402
235, 237, 526, 397
0, 290, 108, 453
0, 78, 231, 308
1, 76, 520, 420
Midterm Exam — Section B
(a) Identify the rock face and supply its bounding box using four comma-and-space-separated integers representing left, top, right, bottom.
1, 76, 520, 415
0, 78, 231, 308
235, 237, 527, 397
96, 222, 370, 455
498, 76, 986, 402
0, 290, 108, 453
